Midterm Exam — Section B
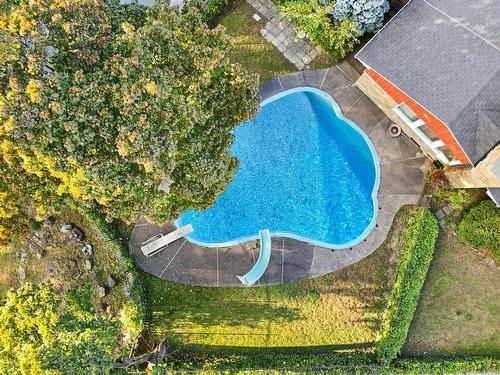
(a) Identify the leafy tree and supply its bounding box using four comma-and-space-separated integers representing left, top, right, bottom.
0, 283, 120, 374
0, 0, 259, 237
0, 154, 59, 247
330, 0, 390, 34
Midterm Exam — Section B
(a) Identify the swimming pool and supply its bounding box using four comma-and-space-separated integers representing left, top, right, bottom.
177, 87, 380, 248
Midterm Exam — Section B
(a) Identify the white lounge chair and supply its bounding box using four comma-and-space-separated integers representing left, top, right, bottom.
237, 229, 272, 286
141, 224, 193, 257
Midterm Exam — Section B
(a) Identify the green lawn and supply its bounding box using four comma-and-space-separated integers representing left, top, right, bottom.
217, 0, 333, 82
143, 207, 414, 355
218, 0, 295, 82
403, 229, 500, 357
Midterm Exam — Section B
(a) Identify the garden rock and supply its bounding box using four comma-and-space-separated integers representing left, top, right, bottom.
435, 209, 445, 220
82, 244, 93, 256
443, 203, 453, 215
84, 259, 93, 271
70, 227, 84, 241
158, 176, 172, 193
18, 250, 27, 263
18, 266, 26, 283
60, 223, 73, 233
97, 286, 107, 298
96, 303, 105, 313
106, 276, 116, 288
44, 216, 56, 226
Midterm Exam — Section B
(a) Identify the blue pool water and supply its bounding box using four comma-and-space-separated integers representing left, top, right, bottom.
177, 87, 379, 248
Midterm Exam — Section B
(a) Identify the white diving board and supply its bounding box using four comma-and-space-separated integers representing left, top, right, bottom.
141, 224, 193, 257
237, 229, 272, 286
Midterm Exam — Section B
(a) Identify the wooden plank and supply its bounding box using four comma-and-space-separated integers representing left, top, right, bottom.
141, 224, 193, 257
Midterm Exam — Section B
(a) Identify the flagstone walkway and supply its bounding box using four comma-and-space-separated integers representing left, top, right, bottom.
245, 0, 320, 69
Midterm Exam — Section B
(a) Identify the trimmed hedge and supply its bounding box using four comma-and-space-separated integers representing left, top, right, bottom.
150, 352, 500, 374
375, 207, 439, 362
393, 357, 500, 374
152, 352, 378, 373
457, 199, 500, 262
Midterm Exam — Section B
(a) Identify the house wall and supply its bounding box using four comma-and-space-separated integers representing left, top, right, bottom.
446, 145, 500, 188
356, 69, 470, 165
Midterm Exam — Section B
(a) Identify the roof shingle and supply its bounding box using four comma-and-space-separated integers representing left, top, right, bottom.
356, 0, 500, 164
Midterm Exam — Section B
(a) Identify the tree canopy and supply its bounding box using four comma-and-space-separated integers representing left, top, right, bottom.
0, 0, 259, 243
0, 283, 120, 374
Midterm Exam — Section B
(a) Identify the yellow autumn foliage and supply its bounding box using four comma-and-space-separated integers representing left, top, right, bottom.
0, 192, 18, 219
1, 116, 15, 135
25, 79, 42, 104
145, 81, 158, 95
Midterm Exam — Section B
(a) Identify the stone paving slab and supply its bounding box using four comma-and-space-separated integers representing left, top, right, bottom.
282, 246, 315, 283
278, 69, 328, 91
163, 241, 218, 286
247, 0, 319, 70
378, 194, 421, 214
259, 248, 284, 284
379, 158, 430, 196
129, 66, 430, 287
343, 95, 388, 134
258, 78, 283, 101
217, 245, 259, 286
368, 120, 424, 163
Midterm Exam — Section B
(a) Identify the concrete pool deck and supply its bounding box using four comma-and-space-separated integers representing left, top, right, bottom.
129, 63, 431, 286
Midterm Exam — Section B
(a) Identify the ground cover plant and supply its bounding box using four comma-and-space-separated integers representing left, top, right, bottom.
0, 0, 259, 248
434, 189, 470, 210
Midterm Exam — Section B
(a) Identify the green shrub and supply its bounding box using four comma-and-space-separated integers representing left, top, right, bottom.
152, 352, 375, 373
186, 0, 230, 21
393, 357, 500, 374
434, 189, 469, 210
278, 1, 360, 60
375, 207, 439, 362
457, 200, 500, 262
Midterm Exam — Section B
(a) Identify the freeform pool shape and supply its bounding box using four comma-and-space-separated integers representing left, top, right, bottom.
177, 87, 380, 249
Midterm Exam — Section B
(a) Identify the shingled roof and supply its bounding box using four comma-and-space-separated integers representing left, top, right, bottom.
355, 0, 500, 165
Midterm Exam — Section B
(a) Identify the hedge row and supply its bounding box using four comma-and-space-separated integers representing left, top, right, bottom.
393, 357, 500, 374
457, 199, 500, 262
150, 352, 500, 374
152, 352, 377, 373
65, 200, 145, 352
375, 207, 439, 362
